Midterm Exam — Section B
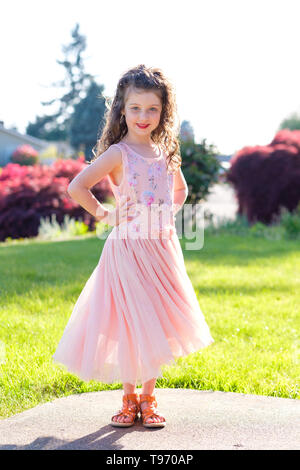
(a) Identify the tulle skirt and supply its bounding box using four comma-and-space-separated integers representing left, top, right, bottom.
52, 225, 214, 385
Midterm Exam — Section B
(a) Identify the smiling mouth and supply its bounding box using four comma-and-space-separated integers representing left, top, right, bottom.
136, 123, 149, 128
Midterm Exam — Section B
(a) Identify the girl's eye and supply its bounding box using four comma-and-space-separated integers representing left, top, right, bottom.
131, 107, 157, 111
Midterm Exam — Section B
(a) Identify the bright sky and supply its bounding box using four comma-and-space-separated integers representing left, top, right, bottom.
1, 0, 300, 155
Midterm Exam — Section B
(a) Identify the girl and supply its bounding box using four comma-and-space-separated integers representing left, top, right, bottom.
52, 64, 214, 428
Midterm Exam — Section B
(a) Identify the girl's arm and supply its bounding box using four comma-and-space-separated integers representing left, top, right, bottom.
68, 146, 124, 223
172, 167, 188, 216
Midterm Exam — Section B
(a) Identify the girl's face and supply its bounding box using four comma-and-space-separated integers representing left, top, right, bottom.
122, 88, 162, 140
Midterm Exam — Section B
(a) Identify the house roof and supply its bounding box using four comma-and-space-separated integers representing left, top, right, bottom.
0, 124, 49, 147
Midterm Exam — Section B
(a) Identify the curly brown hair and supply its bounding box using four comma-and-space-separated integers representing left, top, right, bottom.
91, 64, 181, 173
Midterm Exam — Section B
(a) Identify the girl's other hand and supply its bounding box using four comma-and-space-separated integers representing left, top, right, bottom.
101, 196, 138, 227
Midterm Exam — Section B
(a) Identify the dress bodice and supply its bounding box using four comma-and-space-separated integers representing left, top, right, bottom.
107, 141, 176, 239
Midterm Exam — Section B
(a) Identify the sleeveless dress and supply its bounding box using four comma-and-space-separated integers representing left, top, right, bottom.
52, 141, 214, 385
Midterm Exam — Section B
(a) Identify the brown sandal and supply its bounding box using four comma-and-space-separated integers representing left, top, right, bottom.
139, 394, 166, 428
111, 393, 140, 427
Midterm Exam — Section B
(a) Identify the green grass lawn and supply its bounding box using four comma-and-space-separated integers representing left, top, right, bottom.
0, 232, 299, 419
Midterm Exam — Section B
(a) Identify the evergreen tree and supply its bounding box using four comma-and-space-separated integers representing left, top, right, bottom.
70, 81, 107, 160
180, 120, 195, 142
279, 112, 300, 131
26, 23, 94, 141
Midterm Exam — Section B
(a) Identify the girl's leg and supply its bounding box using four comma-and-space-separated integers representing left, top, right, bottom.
141, 377, 156, 395
124, 382, 137, 395
112, 381, 138, 424
140, 378, 164, 424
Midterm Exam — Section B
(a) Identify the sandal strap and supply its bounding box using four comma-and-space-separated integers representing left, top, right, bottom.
139, 394, 157, 405
112, 407, 137, 419
112, 393, 140, 419
125, 393, 139, 402
139, 394, 165, 421
142, 409, 164, 420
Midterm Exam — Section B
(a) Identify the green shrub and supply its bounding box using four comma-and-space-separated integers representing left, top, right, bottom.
205, 203, 300, 241
280, 204, 300, 239
205, 213, 250, 236
248, 221, 285, 241
38, 214, 89, 240
180, 139, 222, 204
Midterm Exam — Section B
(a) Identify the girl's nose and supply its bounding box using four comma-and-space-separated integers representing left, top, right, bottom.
139, 111, 149, 119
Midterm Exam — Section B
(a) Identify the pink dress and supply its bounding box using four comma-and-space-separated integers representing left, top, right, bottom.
52, 141, 214, 385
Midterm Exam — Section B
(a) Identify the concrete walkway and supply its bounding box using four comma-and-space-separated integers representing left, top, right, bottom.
0, 389, 299, 450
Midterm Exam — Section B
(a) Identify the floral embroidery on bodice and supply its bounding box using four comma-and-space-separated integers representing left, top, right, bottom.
107, 141, 175, 239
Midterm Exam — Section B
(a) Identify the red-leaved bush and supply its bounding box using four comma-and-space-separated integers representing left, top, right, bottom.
11, 144, 39, 166
0, 157, 112, 241
226, 129, 300, 224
